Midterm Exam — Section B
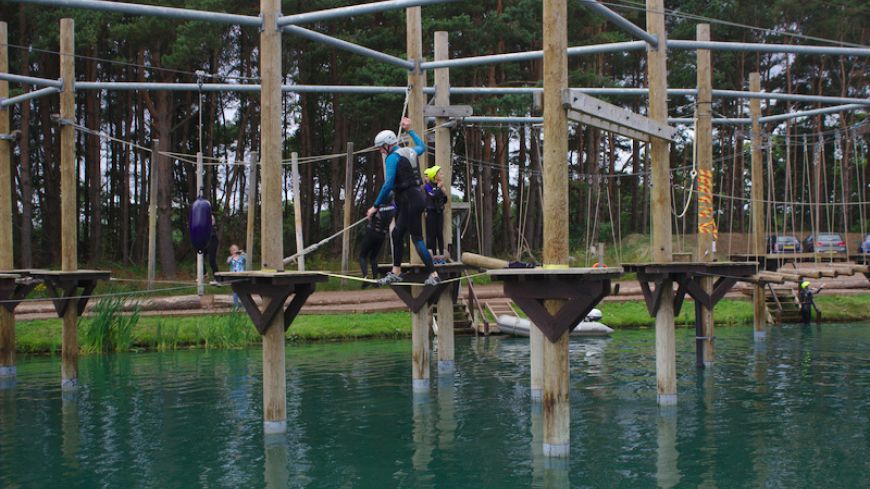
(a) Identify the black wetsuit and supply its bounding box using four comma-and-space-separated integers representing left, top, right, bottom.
206, 225, 219, 279
424, 182, 448, 256
798, 287, 820, 325
359, 202, 396, 280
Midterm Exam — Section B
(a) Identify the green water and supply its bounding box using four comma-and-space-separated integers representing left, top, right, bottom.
1, 324, 869, 488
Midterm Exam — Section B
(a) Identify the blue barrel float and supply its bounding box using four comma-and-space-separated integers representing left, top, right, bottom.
189, 197, 213, 254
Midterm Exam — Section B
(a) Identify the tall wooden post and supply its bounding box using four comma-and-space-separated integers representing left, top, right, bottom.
59, 18, 78, 391
196, 151, 205, 295
147, 139, 159, 289
696, 24, 715, 365
542, 0, 570, 457
0, 22, 15, 380
341, 142, 353, 284
291, 152, 304, 271
407, 5, 430, 393
246, 152, 258, 269
749, 72, 766, 340
647, 0, 676, 405
434, 31, 455, 373
260, 0, 287, 434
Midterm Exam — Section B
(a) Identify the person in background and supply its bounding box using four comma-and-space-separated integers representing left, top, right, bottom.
358, 197, 397, 288
798, 280, 823, 326
206, 215, 220, 285
423, 165, 448, 262
226, 244, 246, 307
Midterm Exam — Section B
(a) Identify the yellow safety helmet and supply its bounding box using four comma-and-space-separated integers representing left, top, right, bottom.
424, 165, 441, 180
800, 281, 810, 289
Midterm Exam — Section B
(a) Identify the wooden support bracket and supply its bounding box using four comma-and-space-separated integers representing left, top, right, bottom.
503, 278, 611, 343
232, 282, 316, 335
0, 278, 38, 313
423, 104, 473, 118
30, 271, 110, 318
638, 274, 670, 316
380, 263, 469, 314
562, 89, 677, 142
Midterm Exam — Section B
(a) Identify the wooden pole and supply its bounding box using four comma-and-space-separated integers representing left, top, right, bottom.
147, 139, 159, 289
260, 0, 287, 434
0, 21, 15, 380
246, 152, 258, 269
647, 0, 676, 406
696, 24, 715, 365
750, 72, 766, 341
407, 5, 430, 393
542, 0, 570, 457
434, 31, 455, 373
341, 142, 353, 285
196, 151, 205, 295
291, 152, 305, 271
59, 18, 78, 391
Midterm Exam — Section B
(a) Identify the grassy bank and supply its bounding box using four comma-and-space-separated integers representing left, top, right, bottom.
13, 295, 870, 354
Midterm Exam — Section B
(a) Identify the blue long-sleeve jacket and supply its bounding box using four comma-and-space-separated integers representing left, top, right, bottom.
373, 130, 426, 207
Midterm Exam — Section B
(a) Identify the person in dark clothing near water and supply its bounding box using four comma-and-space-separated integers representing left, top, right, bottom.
423, 165, 448, 260
358, 198, 397, 288
206, 215, 220, 285
798, 280, 823, 325
368, 117, 441, 287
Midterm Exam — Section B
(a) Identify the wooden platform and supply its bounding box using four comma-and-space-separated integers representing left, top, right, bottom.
25, 270, 111, 317
731, 253, 849, 271
488, 267, 621, 342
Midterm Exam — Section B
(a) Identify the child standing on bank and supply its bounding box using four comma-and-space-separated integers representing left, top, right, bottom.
226, 244, 246, 307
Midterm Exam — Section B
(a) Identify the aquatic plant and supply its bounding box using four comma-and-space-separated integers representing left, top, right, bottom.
80, 297, 141, 353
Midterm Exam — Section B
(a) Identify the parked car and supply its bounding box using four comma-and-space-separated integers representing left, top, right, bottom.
858, 234, 870, 253
803, 233, 847, 253
768, 235, 801, 253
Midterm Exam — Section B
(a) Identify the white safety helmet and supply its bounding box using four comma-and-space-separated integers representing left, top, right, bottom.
374, 130, 398, 149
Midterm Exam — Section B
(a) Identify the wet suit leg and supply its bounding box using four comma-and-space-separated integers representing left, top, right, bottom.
358, 229, 385, 278
393, 189, 436, 274
426, 211, 444, 256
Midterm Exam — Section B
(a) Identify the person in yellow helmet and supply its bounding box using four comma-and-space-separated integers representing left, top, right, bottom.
798, 280, 824, 326
423, 165, 448, 261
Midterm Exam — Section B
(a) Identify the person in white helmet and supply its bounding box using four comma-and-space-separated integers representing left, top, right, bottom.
368, 117, 441, 287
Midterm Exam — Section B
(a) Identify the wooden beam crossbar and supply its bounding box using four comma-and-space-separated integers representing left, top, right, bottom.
230, 282, 316, 334
423, 104, 472, 118
390, 278, 449, 313
37, 275, 107, 318
561, 89, 676, 142
503, 278, 611, 343
638, 272, 742, 316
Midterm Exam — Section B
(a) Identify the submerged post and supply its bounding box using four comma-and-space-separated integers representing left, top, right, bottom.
147, 139, 158, 289
695, 24, 715, 366
59, 18, 78, 391
647, 0, 676, 405
341, 142, 353, 284
434, 31, 454, 373
407, 4, 430, 393
749, 72, 766, 341
259, 0, 287, 433
0, 22, 15, 380
246, 152, 258, 268
542, 0, 570, 457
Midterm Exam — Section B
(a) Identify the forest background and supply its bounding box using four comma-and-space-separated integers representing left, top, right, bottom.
1, 0, 868, 278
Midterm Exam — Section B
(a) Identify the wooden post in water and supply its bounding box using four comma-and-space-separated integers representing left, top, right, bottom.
147, 139, 158, 289
291, 152, 305, 272
341, 142, 353, 285
59, 18, 79, 391
434, 31, 454, 373
259, 0, 287, 434
646, 0, 676, 405
407, 5, 430, 393
246, 152, 258, 269
541, 0, 570, 457
695, 24, 715, 365
0, 22, 15, 380
749, 72, 766, 341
